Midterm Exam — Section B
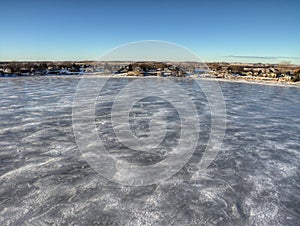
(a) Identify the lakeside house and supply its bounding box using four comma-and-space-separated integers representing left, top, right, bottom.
114, 62, 188, 77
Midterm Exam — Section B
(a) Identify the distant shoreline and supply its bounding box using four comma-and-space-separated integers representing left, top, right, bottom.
3, 73, 299, 88
1, 61, 299, 84
195, 77, 300, 88
79, 73, 300, 88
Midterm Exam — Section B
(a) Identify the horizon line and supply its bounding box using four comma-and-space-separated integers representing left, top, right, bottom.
1, 60, 300, 66
225, 55, 300, 60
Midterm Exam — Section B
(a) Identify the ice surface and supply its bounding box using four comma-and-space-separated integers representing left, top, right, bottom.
0, 76, 299, 225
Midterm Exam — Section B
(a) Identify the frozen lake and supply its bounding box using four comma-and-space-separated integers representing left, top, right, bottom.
0, 76, 299, 225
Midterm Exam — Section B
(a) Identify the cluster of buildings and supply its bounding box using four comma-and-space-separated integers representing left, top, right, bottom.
1, 61, 299, 82
206, 62, 300, 82
115, 62, 187, 77
0, 62, 84, 76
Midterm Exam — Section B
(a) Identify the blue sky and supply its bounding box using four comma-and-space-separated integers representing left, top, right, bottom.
0, 0, 299, 63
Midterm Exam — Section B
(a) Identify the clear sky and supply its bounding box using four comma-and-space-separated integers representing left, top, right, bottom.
1, 0, 299, 64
